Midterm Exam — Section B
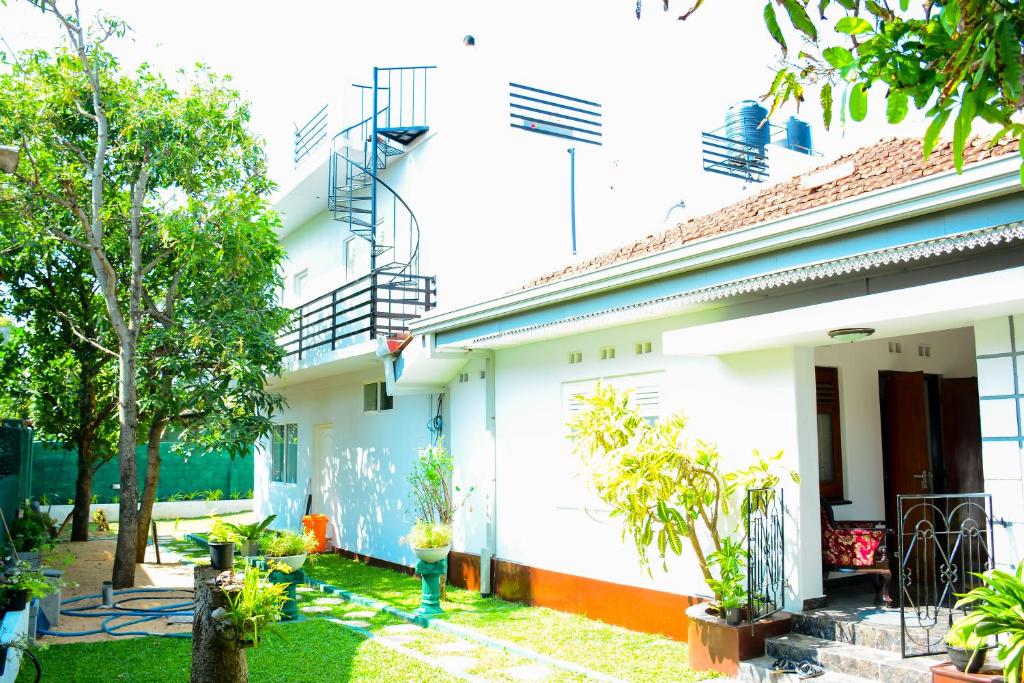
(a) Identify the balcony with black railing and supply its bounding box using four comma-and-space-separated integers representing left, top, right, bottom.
280, 272, 436, 360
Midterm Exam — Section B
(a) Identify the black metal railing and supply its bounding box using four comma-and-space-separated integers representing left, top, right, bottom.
293, 104, 328, 166
280, 272, 436, 359
746, 486, 785, 623
897, 493, 995, 658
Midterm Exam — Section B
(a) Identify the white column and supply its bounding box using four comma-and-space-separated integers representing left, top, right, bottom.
973, 315, 1024, 570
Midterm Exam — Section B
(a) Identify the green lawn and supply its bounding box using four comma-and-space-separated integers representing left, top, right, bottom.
307, 555, 717, 683
17, 619, 459, 683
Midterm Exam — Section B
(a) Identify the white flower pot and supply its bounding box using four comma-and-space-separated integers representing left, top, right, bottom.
412, 545, 450, 564
269, 553, 307, 571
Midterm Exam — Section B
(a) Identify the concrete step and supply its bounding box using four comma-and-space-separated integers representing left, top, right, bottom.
791, 611, 935, 654
765, 633, 944, 683
739, 656, 874, 683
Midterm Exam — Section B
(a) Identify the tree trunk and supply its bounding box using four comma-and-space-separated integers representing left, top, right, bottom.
111, 349, 140, 588
192, 565, 248, 683
70, 445, 95, 542
136, 417, 166, 563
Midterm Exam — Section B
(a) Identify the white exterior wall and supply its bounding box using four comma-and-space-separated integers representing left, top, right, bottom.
444, 316, 823, 610
813, 327, 979, 522
255, 369, 442, 566
973, 315, 1024, 570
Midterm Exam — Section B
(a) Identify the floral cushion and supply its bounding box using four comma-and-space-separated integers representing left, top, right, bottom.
820, 507, 885, 568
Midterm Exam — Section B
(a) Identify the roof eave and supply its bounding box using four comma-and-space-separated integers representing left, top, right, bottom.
411, 152, 1022, 338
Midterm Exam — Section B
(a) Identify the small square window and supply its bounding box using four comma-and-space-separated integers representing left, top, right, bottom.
600, 347, 616, 361
567, 352, 583, 364
363, 382, 393, 412
635, 341, 653, 355
271, 424, 298, 484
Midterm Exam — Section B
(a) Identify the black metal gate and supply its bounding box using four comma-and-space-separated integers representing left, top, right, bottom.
746, 486, 785, 622
897, 493, 994, 657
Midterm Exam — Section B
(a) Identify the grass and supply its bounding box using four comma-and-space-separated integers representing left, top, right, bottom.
17, 619, 460, 683
306, 555, 717, 683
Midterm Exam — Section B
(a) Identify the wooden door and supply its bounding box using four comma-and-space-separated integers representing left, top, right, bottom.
880, 371, 931, 526
940, 378, 983, 494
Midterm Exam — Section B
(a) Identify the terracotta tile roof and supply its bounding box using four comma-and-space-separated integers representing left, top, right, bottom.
523, 136, 1019, 289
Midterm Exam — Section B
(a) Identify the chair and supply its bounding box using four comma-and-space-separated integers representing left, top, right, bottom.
820, 499, 892, 605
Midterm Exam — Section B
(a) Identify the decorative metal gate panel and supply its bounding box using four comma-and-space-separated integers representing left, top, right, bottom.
746, 487, 785, 622
897, 493, 994, 657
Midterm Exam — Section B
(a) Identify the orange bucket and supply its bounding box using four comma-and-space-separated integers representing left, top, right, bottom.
302, 514, 329, 553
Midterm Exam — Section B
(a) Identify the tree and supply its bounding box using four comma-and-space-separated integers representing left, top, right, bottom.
666, 1, 1024, 177
0, 1, 285, 586
0, 235, 118, 541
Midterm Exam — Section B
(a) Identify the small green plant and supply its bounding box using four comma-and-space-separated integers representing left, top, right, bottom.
200, 489, 223, 502
706, 538, 747, 610
207, 519, 238, 544
406, 521, 452, 549
945, 628, 985, 650
167, 492, 185, 503
408, 438, 471, 525
223, 515, 276, 543
221, 567, 288, 648
11, 504, 57, 553
183, 491, 201, 501
243, 489, 253, 499
950, 564, 1024, 683
111, 495, 119, 504
90, 494, 99, 504
260, 529, 317, 557
0, 561, 55, 600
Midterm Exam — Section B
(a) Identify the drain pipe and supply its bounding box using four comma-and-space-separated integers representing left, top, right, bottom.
479, 350, 498, 597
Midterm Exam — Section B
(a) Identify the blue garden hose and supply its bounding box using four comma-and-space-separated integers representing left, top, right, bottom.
37, 587, 194, 639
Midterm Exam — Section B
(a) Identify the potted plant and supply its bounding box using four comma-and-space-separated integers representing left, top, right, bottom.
0, 561, 54, 611
213, 567, 288, 649
707, 538, 748, 626
947, 564, 1024, 682
406, 521, 452, 563
10, 505, 57, 568
223, 515, 276, 557
259, 529, 317, 571
944, 627, 989, 674
207, 521, 237, 570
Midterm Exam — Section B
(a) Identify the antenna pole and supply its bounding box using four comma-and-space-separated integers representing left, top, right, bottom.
568, 147, 577, 255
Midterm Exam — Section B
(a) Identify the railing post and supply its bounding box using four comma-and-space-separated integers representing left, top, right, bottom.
370, 271, 378, 339
370, 67, 380, 274
297, 305, 304, 359
330, 289, 338, 350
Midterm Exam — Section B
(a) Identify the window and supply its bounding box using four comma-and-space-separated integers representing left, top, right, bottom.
271, 424, 298, 484
815, 366, 844, 499
363, 382, 393, 412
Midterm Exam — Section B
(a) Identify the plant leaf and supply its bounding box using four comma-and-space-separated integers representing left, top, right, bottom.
835, 16, 872, 35
886, 89, 908, 124
821, 82, 833, 130
823, 45, 855, 69
923, 108, 952, 158
764, 2, 788, 56
783, 0, 818, 41
849, 82, 868, 121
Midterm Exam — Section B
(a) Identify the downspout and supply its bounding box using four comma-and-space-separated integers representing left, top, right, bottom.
479, 350, 498, 596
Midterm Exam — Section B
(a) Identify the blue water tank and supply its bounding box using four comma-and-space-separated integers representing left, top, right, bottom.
785, 116, 813, 155
725, 100, 770, 150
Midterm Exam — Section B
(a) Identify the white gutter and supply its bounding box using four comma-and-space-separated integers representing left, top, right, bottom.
411, 153, 1021, 336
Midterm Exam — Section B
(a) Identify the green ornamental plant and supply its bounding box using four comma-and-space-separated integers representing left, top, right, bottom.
11, 505, 58, 553
949, 564, 1024, 683
706, 538, 747, 610
0, 561, 55, 600
408, 438, 472, 526
223, 515, 276, 543
406, 521, 452, 550
260, 530, 317, 558
567, 382, 797, 608
221, 567, 288, 648
207, 520, 238, 544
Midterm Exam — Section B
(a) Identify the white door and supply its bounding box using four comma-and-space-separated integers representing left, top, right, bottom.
312, 424, 337, 546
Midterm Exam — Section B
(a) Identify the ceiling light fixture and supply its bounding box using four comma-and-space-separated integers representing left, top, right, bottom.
828, 327, 875, 343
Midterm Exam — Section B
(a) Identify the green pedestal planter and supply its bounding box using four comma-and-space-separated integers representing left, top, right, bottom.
268, 568, 304, 621
415, 558, 447, 616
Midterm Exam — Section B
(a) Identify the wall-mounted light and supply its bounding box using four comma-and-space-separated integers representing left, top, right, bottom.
827, 327, 875, 343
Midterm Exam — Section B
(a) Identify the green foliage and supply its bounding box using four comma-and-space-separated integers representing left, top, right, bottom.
567, 382, 796, 598
199, 489, 223, 502
223, 514, 276, 542
944, 626, 985, 650
407, 438, 471, 526
0, 561, 55, 600
406, 521, 452, 550
671, 0, 1024, 178
706, 537, 746, 610
950, 564, 1024, 683
260, 529, 317, 557
10, 504, 57, 553
221, 567, 287, 648
207, 519, 237, 544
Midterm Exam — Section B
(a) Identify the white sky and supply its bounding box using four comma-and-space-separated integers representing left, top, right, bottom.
1, 1, 928, 221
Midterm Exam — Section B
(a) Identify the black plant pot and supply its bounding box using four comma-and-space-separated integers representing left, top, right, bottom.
209, 541, 235, 570
5, 589, 29, 612
947, 645, 989, 673
725, 607, 743, 626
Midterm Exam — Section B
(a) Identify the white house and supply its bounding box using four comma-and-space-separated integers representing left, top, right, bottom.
255, 16, 1024, 655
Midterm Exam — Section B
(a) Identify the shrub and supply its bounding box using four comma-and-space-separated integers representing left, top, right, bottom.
406, 521, 451, 549
0, 561, 55, 599
260, 529, 317, 557
207, 519, 238, 544
221, 567, 287, 648
11, 505, 57, 553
